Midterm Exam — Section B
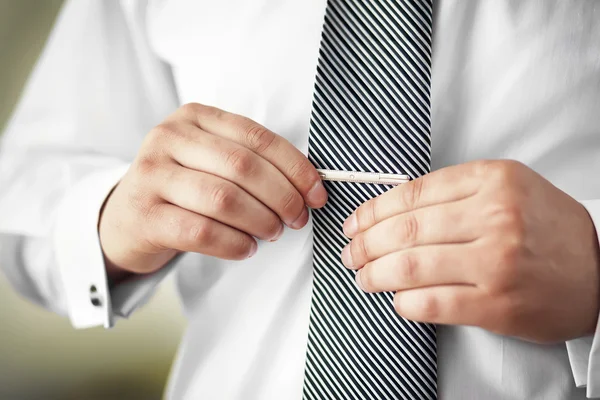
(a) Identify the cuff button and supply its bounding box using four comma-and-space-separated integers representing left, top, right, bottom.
91, 297, 102, 307
90, 285, 102, 307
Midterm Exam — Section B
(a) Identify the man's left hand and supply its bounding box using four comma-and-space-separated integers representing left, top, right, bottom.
342, 160, 600, 343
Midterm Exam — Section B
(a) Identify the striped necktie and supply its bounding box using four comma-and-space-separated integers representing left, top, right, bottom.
303, 1, 436, 399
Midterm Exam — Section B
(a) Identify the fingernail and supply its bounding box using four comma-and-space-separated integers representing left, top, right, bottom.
355, 270, 365, 291
341, 244, 354, 269
290, 208, 309, 230
268, 224, 285, 242
343, 213, 358, 237
248, 241, 258, 258
306, 180, 328, 208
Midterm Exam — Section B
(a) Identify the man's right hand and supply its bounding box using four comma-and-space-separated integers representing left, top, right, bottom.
99, 103, 328, 283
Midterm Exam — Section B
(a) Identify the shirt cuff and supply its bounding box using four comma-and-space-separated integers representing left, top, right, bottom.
53, 164, 129, 329
111, 255, 179, 318
566, 199, 600, 398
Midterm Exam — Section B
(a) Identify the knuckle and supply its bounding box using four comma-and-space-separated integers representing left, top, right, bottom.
151, 122, 181, 141
144, 122, 184, 155
489, 161, 511, 182
485, 197, 524, 236
498, 245, 521, 283
356, 200, 376, 231
280, 189, 303, 216
180, 102, 204, 116
399, 178, 424, 209
210, 183, 237, 213
181, 103, 229, 125
244, 123, 275, 153
478, 159, 524, 184
499, 236, 522, 265
400, 213, 420, 244
503, 159, 526, 172
199, 104, 227, 122
223, 148, 254, 177
187, 221, 211, 245
135, 154, 160, 177
486, 242, 521, 293
472, 159, 494, 178
399, 252, 419, 285
503, 206, 525, 235
287, 158, 312, 181
488, 201, 525, 241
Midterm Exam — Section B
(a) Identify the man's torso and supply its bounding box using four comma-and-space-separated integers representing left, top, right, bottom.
138, 1, 600, 398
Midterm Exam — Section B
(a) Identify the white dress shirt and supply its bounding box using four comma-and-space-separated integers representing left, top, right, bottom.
2, 0, 600, 398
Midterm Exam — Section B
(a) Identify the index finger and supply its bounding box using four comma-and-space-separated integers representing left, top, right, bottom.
177, 103, 328, 209
343, 161, 485, 238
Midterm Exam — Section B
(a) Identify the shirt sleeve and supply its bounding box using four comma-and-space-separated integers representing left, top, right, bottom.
0, 0, 178, 328
566, 199, 600, 398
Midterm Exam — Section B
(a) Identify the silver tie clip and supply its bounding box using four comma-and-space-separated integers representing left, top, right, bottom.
317, 169, 410, 185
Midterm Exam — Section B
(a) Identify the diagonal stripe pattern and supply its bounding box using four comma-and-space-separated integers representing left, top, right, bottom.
303, 0, 436, 399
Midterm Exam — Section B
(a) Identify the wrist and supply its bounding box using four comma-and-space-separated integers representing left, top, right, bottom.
99, 182, 135, 287
103, 250, 178, 288
104, 257, 134, 287
580, 200, 600, 337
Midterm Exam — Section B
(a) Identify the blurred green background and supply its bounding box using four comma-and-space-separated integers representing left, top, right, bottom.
0, 1, 186, 399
